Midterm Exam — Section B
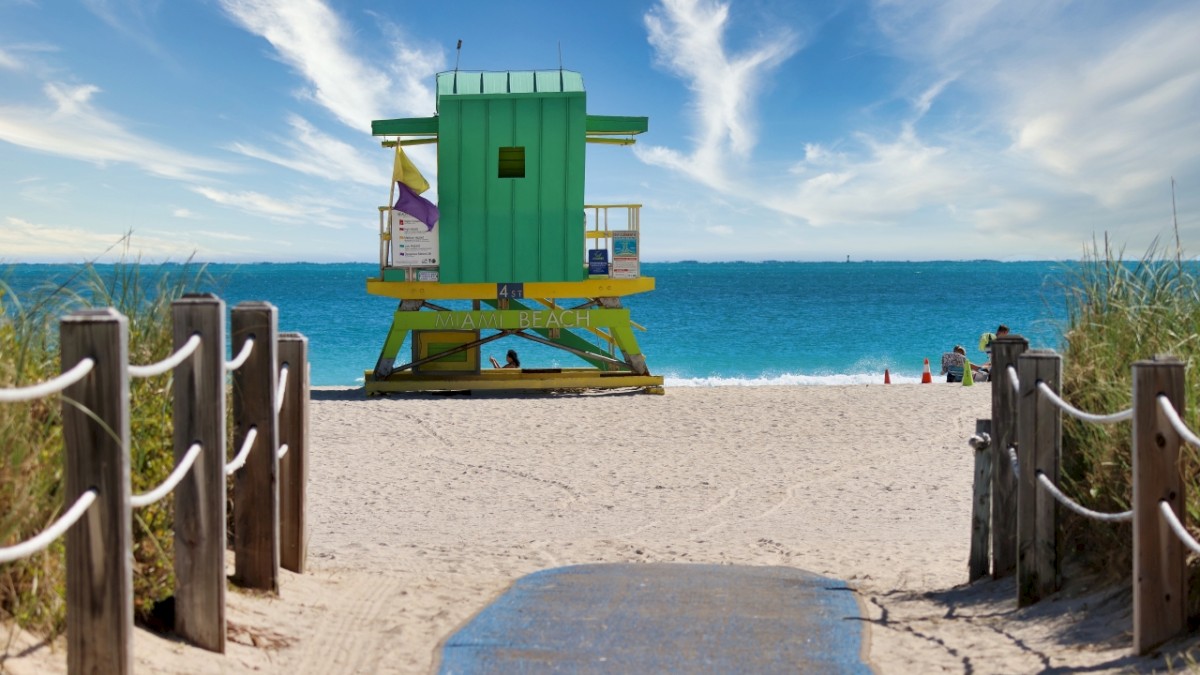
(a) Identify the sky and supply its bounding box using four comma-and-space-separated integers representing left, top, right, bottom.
1, 0, 1198, 263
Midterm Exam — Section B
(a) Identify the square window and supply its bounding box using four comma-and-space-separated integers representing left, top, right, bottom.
498, 146, 525, 178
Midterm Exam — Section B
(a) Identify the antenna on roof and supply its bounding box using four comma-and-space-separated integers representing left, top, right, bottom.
558, 41, 564, 90
454, 39, 462, 94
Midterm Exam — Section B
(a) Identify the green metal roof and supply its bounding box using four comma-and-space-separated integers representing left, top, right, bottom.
372, 114, 648, 138
436, 70, 585, 97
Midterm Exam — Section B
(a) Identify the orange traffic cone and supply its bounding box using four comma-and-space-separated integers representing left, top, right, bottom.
884, 369, 891, 384
921, 358, 932, 384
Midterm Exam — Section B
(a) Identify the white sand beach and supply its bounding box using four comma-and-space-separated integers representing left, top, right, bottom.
4, 383, 1197, 673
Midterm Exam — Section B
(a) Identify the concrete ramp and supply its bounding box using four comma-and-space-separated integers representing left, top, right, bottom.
438, 563, 871, 674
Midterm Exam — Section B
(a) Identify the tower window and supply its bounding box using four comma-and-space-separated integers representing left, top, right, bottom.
498, 146, 525, 178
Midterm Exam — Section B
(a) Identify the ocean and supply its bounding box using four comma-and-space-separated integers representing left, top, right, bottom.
2, 261, 1072, 387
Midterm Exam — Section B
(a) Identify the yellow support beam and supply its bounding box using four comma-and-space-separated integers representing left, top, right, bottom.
367, 277, 655, 300
365, 368, 664, 394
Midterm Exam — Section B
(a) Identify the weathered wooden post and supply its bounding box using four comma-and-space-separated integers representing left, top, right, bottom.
1132, 356, 1186, 654
1016, 350, 1062, 606
278, 332, 309, 574
969, 419, 992, 582
990, 334, 1028, 578
171, 294, 227, 652
231, 302, 280, 592
61, 308, 132, 675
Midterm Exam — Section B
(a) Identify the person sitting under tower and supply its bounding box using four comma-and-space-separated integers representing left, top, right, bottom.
490, 349, 520, 369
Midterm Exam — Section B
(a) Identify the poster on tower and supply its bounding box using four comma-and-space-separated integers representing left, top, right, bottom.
610, 230, 639, 279
390, 210, 439, 268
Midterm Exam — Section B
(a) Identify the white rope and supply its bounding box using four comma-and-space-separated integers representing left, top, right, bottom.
1007, 366, 1020, 394
0, 489, 98, 563
225, 338, 255, 372
1159, 501, 1200, 555
277, 443, 289, 460
968, 432, 991, 450
225, 427, 258, 476
1035, 472, 1133, 523
1008, 445, 1020, 476
1036, 381, 1133, 424
130, 442, 202, 508
128, 334, 201, 378
0, 358, 95, 403
1157, 395, 1200, 449
276, 365, 289, 415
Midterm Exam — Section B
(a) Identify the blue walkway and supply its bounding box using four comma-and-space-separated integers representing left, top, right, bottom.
438, 563, 871, 674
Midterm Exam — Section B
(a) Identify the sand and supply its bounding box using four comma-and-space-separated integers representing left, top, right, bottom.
4, 383, 1198, 673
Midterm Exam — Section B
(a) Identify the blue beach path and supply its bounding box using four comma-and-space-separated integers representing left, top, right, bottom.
438, 563, 870, 673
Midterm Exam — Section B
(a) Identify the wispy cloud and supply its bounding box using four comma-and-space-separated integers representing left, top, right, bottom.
635, 0, 800, 188
0, 47, 20, 71
81, 0, 171, 58
0, 217, 202, 261
190, 185, 346, 228
228, 114, 385, 185
217, 0, 443, 129
0, 83, 236, 180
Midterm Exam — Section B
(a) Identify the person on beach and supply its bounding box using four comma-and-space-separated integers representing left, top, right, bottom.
490, 349, 520, 369
977, 324, 1010, 378
942, 345, 988, 383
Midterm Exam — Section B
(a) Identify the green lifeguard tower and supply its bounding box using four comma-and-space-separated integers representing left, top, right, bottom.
364, 69, 664, 394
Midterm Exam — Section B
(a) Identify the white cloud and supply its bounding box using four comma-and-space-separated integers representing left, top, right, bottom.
190, 185, 346, 229
228, 114, 385, 186
0, 217, 202, 261
218, 0, 442, 129
635, 0, 800, 188
172, 208, 198, 219
0, 83, 236, 181
0, 47, 21, 71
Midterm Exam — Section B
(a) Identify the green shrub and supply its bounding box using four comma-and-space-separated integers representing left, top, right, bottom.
1059, 234, 1200, 600
1, 259, 211, 635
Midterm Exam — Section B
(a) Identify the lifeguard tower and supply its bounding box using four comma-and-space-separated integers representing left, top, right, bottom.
364, 69, 664, 394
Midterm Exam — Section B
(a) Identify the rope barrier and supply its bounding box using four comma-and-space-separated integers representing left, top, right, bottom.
1034, 471, 1133, 522
128, 334, 201, 379
1159, 501, 1200, 556
1007, 366, 1020, 394
968, 432, 991, 450
1157, 395, 1200, 449
277, 443, 289, 460
1036, 381, 1133, 424
276, 364, 289, 415
130, 442, 202, 508
0, 358, 95, 403
225, 426, 257, 475
1008, 445, 1020, 476
0, 489, 98, 563
225, 338, 255, 371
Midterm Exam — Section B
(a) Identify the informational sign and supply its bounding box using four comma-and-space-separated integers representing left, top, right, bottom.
497, 282, 524, 300
610, 230, 639, 279
611, 258, 639, 279
611, 231, 638, 258
390, 210, 439, 268
588, 248, 610, 276
416, 270, 439, 282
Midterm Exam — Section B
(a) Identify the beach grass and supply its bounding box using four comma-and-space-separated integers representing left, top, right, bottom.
1058, 233, 1200, 603
1, 258, 210, 635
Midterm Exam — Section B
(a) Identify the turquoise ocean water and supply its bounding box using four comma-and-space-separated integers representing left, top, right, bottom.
3, 261, 1071, 387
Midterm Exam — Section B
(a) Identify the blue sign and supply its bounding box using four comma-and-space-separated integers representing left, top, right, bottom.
588, 249, 609, 275
497, 283, 524, 300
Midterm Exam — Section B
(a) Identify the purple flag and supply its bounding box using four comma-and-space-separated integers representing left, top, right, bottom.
394, 181, 439, 231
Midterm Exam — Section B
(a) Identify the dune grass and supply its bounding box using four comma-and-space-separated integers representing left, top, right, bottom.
1, 259, 211, 635
1058, 234, 1200, 604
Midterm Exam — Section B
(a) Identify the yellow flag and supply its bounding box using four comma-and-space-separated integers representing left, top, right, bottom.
392, 145, 430, 194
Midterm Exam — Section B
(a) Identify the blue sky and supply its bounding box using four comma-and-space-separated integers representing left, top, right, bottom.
1, 0, 1197, 263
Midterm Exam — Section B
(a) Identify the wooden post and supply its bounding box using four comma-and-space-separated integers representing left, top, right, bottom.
1132, 356, 1186, 654
969, 419, 992, 582
61, 309, 132, 675
231, 302, 280, 592
278, 333, 309, 574
171, 294, 226, 652
1016, 350, 1062, 606
990, 334, 1028, 578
